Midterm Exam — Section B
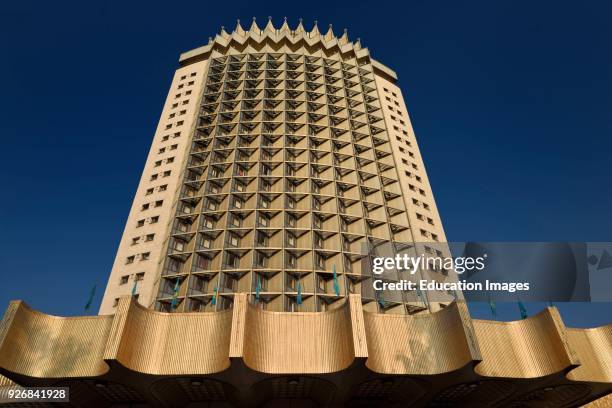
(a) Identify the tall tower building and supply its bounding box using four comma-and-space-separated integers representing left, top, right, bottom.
99, 18, 452, 315
1, 19, 610, 408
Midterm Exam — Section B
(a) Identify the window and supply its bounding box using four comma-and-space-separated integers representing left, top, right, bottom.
190, 72, 196, 77
165, 124, 172, 130
182, 100, 189, 105
154, 200, 163, 207
180, 75, 186, 80
120, 275, 129, 285
401, 159, 408, 165
230, 234, 240, 247
432, 234, 439, 241
178, 84, 184, 89
207, 200, 218, 211
175, 93, 181, 99
113, 298, 119, 307
145, 234, 155, 241
150, 174, 158, 181
172, 103, 178, 108
186, 90, 192, 95
287, 234, 295, 247
259, 216, 269, 227
126, 256, 135, 264
176, 120, 184, 126
231, 215, 242, 227
159, 184, 167, 192
158, 147, 166, 154
154, 160, 162, 167
174, 132, 181, 138
203, 218, 214, 229
169, 113, 176, 119
420, 229, 428, 237
162, 135, 170, 142
287, 254, 296, 268
173, 240, 185, 251
136, 219, 145, 227
163, 170, 171, 177
150, 216, 159, 224
201, 238, 212, 248
167, 157, 174, 164
233, 197, 243, 209
131, 237, 140, 245
423, 203, 430, 210
135, 272, 145, 281
170, 144, 178, 150
145, 188, 154, 195
141, 203, 150, 211
141, 252, 150, 260
179, 110, 186, 115
188, 81, 194, 86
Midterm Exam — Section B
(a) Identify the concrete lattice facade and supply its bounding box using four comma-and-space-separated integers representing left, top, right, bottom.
100, 18, 451, 316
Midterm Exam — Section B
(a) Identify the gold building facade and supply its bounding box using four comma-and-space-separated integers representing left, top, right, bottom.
0, 19, 610, 407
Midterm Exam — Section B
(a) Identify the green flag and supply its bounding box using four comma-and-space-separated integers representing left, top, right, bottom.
488, 294, 497, 318
377, 288, 385, 309
84, 284, 97, 312
297, 280, 302, 305
255, 275, 261, 302
131, 279, 138, 297
170, 279, 180, 310
332, 264, 340, 296
518, 297, 528, 319
211, 286, 217, 306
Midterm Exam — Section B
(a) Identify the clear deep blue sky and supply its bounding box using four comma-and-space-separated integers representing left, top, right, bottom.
1, 1, 610, 326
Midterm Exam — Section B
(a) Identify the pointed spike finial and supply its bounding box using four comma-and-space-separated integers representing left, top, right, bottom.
250, 16, 261, 34
310, 20, 320, 38
339, 28, 349, 45
295, 18, 305, 35
280, 16, 290, 34
324, 23, 335, 41
264, 16, 275, 34
235, 19, 246, 36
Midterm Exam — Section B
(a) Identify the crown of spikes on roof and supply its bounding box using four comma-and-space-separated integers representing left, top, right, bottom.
220, 17, 358, 48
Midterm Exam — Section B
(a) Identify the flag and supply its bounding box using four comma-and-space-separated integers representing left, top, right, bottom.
170, 279, 180, 310
131, 279, 138, 296
297, 280, 302, 305
84, 284, 97, 312
332, 264, 340, 296
377, 291, 385, 309
518, 297, 528, 319
211, 286, 218, 306
255, 275, 261, 302
488, 293, 497, 318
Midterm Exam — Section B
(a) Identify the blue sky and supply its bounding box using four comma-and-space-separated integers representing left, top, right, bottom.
0, 1, 610, 326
